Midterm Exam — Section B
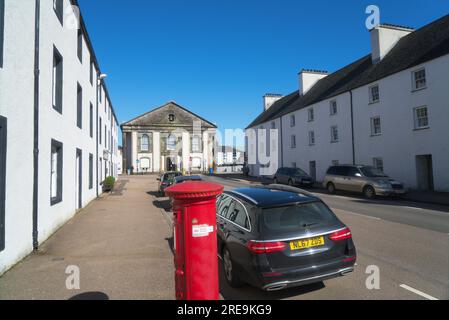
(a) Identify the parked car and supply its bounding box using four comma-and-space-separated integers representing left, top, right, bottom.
158, 171, 183, 194
216, 185, 356, 291
174, 175, 202, 184
273, 167, 315, 188
323, 165, 407, 199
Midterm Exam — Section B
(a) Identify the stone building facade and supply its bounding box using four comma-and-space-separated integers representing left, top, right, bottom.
121, 102, 217, 173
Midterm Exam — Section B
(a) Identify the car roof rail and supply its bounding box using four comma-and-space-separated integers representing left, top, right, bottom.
253, 184, 316, 198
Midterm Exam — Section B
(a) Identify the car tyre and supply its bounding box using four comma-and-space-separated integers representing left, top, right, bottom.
222, 247, 244, 288
364, 186, 376, 199
327, 182, 336, 194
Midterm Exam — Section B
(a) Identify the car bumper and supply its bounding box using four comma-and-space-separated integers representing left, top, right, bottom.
262, 266, 355, 291
374, 187, 407, 196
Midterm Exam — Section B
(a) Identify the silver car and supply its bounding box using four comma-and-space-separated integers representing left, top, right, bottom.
323, 165, 407, 199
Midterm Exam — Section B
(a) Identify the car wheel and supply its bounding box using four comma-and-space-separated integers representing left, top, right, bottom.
364, 186, 376, 199
327, 182, 336, 194
223, 247, 244, 288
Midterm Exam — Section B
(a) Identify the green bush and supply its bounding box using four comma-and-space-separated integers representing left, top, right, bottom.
102, 176, 116, 192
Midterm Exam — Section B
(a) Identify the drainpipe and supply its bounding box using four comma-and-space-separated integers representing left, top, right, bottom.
32, 0, 41, 250
95, 76, 99, 196
279, 116, 284, 168
350, 90, 356, 165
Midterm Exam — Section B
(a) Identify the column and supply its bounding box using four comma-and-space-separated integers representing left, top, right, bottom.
153, 131, 160, 172
132, 131, 138, 171
202, 131, 209, 171
182, 131, 190, 173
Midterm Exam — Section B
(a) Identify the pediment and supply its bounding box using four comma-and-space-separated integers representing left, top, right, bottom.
122, 102, 217, 130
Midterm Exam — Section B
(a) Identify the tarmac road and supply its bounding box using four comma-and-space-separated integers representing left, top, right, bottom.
203, 175, 449, 300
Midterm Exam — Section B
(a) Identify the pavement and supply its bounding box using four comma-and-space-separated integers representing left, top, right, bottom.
0, 175, 174, 300
1, 174, 448, 300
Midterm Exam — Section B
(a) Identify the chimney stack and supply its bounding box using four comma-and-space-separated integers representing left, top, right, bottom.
298, 69, 328, 96
263, 94, 283, 111
370, 24, 414, 64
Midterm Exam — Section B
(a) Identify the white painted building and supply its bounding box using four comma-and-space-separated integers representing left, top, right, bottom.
0, 0, 119, 275
246, 15, 449, 192
121, 102, 217, 174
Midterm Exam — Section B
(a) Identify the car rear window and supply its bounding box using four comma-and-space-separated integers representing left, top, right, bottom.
261, 202, 336, 233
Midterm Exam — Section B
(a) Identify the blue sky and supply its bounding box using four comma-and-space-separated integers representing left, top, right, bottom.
78, 0, 448, 146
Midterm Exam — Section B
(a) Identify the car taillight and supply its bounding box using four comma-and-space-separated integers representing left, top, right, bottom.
247, 241, 286, 254
329, 227, 352, 241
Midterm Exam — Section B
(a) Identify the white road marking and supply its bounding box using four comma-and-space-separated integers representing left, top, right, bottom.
399, 284, 439, 300
334, 209, 382, 221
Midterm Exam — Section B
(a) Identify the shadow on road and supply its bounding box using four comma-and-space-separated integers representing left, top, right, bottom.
218, 262, 325, 300
311, 188, 449, 214
69, 292, 109, 300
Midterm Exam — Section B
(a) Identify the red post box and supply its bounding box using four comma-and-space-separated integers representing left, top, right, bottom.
165, 181, 224, 300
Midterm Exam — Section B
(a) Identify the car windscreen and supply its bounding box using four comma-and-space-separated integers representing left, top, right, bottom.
261, 202, 336, 233
164, 173, 178, 183
293, 168, 308, 176
360, 166, 388, 178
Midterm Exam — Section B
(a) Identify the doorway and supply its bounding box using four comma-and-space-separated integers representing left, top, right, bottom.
309, 161, 317, 181
166, 157, 177, 172
76, 149, 82, 210
416, 155, 434, 191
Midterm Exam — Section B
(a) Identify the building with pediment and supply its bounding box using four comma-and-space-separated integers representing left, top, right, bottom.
121, 102, 217, 173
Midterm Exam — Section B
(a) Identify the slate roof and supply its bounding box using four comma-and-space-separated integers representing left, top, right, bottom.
247, 13, 449, 128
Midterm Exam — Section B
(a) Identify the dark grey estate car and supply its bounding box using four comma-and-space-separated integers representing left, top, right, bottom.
216, 185, 356, 291
273, 167, 315, 188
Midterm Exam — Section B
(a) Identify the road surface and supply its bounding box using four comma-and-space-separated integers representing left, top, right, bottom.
202, 175, 449, 300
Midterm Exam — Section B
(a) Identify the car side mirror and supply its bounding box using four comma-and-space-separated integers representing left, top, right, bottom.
157, 178, 161, 181
355, 173, 362, 178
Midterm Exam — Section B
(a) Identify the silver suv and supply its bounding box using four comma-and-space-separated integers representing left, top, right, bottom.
323, 165, 407, 199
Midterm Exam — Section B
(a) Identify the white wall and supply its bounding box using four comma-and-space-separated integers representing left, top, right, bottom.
353, 55, 449, 191
0, 0, 120, 275
281, 93, 353, 181
248, 54, 449, 191
0, 0, 36, 275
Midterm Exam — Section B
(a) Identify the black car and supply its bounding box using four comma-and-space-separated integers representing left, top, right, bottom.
157, 171, 183, 194
174, 175, 202, 184
216, 185, 356, 291
273, 167, 315, 188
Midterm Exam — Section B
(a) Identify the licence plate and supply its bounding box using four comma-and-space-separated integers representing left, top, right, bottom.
290, 236, 325, 251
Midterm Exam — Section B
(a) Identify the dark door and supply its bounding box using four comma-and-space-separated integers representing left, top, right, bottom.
76, 149, 82, 210
309, 161, 317, 181
0, 116, 6, 251
416, 155, 434, 191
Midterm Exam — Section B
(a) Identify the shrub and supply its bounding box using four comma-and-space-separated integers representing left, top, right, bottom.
102, 176, 116, 192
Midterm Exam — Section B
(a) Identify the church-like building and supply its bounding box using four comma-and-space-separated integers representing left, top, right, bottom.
121, 102, 217, 173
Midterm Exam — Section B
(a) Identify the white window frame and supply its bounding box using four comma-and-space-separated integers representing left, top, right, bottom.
414, 106, 429, 130
141, 134, 150, 152
369, 85, 380, 104
308, 108, 314, 122
291, 135, 296, 149
370, 116, 382, 136
331, 126, 339, 143
290, 115, 296, 127
308, 131, 315, 146
373, 157, 384, 172
412, 68, 427, 91
330, 100, 337, 115
191, 135, 201, 153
